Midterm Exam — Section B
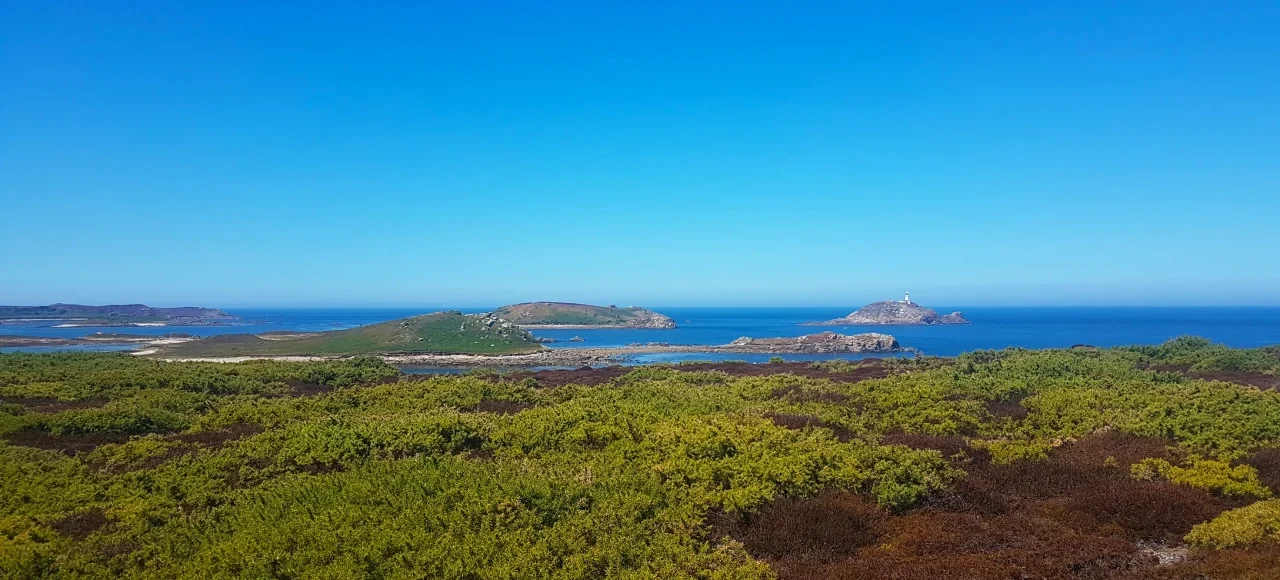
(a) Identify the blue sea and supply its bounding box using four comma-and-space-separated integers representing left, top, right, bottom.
4, 307, 1280, 360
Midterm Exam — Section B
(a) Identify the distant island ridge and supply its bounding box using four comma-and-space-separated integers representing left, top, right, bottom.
131, 308, 901, 363
0, 303, 237, 326
805, 293, 970, 326
490, 302, 677, 329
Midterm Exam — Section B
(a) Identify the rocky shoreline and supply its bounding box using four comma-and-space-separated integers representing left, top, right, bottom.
516, 323, 668, 330
152, 332, 903, 367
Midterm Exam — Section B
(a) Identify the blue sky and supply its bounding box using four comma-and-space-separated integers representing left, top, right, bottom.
2, 1, 1277, 307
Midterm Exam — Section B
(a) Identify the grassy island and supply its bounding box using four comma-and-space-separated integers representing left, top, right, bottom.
3, 337, 1280, 577
152, 311, 543, 357
491, 302, 676, 328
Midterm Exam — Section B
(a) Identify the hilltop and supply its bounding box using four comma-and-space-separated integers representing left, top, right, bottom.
491, 302, 676, 329
151, 311, 543, 357
805, 300, 969, 326
0, 303, 237, 326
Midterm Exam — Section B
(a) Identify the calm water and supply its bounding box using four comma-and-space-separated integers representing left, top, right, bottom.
4, 307, 1280, 358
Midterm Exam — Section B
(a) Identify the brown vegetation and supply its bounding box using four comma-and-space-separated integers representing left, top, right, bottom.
0, 396, 107, 413
497, 365, 635, 388
716, 432, 1262, 580
169, 422, 264, 448
1145, 364, 1280, 390
763, 412, 853, 442
5, 428, 132, 455
50, 508, 110, 540
673, 359, 897, 383
495, 359, 898, 389
1244, 447, 1280, 492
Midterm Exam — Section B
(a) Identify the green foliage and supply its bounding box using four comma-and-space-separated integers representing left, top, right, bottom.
0, 352, 399, 398
978, 439, 1053, 464
1186, 499, 1280, 548
1130, 456, 1272, 498
1124, 335, 1280, 374
6, 341, 1280, 575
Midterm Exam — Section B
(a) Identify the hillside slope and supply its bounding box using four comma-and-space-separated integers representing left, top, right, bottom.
154, 312, 543, 357
491, 302, 676, 328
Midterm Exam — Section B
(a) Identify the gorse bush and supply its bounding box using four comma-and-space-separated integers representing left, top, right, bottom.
1123, 335, 1280, 374
1186, 499, 1280, 548
1131, 456, 1272, 498
3, 339, 1280, 577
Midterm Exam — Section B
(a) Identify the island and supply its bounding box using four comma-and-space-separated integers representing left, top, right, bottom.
149, 311, 542, 357
490, 302, 677, 329
153, 327, 901, 366
0, 303, 238, 327
804, 293, 969, 326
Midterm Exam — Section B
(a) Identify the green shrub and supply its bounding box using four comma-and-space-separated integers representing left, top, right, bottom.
977, 438, 1052, 464
5, 345, 1280, 576
1130, 457, 1271, 498
1186, 499, 1280, 548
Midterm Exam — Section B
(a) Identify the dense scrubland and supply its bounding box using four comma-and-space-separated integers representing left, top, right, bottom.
3, 337, 1280, 578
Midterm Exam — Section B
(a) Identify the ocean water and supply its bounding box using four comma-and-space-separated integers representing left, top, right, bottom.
3, 307, 1280, 358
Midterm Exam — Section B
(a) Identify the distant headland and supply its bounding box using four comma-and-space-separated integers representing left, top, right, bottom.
0, 303, 238, 327
490, 302, 676, 329
805, 293, 969, 326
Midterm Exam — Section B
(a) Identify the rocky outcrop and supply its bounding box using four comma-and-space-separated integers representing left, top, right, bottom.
726, 332, 899, 353
805, 301, 969, 326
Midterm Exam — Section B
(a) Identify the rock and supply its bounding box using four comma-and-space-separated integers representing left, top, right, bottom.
805, 300, 970, 326
534, 337, 558, 344
568, 336, 585, 342
725, 332, 899, 353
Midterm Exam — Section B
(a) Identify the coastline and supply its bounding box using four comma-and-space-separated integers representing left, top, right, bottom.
516, 324, 676, 330
1, 335, 196, 348
149, 339, 907, 367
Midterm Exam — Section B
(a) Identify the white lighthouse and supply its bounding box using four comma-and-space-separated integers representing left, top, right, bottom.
904, 291, 911, 304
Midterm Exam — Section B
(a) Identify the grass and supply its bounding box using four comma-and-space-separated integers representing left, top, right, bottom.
154, 311, 544, 357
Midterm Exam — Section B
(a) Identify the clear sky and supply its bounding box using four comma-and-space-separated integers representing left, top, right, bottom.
2, 1, 1277, 307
